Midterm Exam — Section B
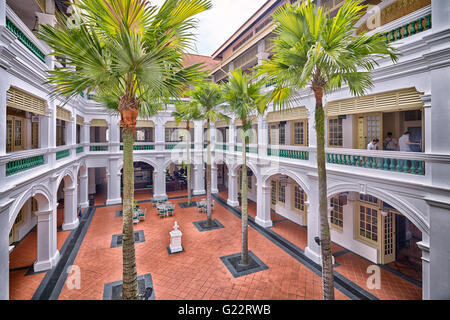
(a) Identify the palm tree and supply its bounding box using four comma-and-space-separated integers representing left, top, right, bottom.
172, 102, 202, 205
222, 69, 270, 265
38, 0, 211, 300
186, 84, 227, 227
257, 0, 398, 299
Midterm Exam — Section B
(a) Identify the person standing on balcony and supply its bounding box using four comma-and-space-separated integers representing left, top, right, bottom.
383, 132, 398, 151
367, 138, 380, 150
399, 131, 420, 152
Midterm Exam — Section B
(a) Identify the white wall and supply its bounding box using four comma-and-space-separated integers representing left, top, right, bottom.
330, 195, 378, 263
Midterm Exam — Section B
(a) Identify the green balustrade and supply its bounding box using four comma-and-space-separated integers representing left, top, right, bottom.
90, 145, 108, 152
384, 14, 432, 44
326, 153, 425, 176
6, 155, 45, 176
6, 18, 46, 63
120, 145, 155, 151
56, 150, 70, 160
76, 146, 84, 154
267, 148, 309, 161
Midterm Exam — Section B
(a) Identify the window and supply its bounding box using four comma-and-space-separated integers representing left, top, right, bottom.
293, 120, 308, 146
330, 196, 344, 229
76, 124, 81, 144
279, 122, 286, 145
360, 194, 379, 205
165, 128, 181, 142
328, 118, 343, 147
359, 205, 378, 243
56, 119, 66, 146
271, 180, 277, 206
269, 123, 286, 145
278, 180, 285, 204
293, 185, 306, 213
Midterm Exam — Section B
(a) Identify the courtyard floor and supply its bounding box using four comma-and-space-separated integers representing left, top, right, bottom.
8, 187, 422, 300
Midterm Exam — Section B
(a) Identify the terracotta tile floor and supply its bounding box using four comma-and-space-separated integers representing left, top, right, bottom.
58, 194, 348, 300
9, 186, 422, 300
215, 192, 422, 300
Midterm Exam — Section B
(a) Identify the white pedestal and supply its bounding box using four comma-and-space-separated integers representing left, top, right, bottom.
169, 222, 183, 253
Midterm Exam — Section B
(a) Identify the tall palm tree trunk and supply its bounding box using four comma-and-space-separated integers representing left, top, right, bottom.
314, 87, 335, 300
186, 124, 192, 205
206, 119, 213, 226
240, 130, 249, 266
122, 127, 139, 300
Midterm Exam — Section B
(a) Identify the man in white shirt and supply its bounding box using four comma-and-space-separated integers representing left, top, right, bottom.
367, 138, 379, 150
398, 131, 420, 152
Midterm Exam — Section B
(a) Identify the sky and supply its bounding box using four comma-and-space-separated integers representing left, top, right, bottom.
151, 0, 268, 56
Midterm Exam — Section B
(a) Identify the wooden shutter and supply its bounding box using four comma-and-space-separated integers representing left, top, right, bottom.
90, 119, 108, 127
267, 106, 308, 123
7, 87, 46, 115
326, 88, 424, 117
56, 106, 71, 122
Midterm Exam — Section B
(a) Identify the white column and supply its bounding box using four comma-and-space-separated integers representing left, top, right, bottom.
417, 240, 430, 300
0, 201, 10, 300
78, 171, 89, 208
106, 157, 122, 205
211, 165, 218, 194
153, 169, 167, 200
255, 184, 273, 227
154, 117, 166, 152
82, 122, 90, 147
67, 116, 76, 157
228, 120, 236, 152
193, 120, 205, 195
48, 101, 57, 167
427, 200, 450, 299
0, 0, 6, 27
257, 116, 268, 158
34, 209, 60, 272
227, 170, 239, 207
432, 0, 450, 32
0, 74, 9, 156
304, 180, 322, 265
62, 186, 79, 230
109, 116, 121, 153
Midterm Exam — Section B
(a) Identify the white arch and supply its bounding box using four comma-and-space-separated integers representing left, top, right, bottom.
261, 167, 313, 201
56, 167, 76, 190
76, 160, 87, 177
118, 157, 158, 175
327, 183, 429, 236
230, 161, 259, 179
8, 184, 52, 233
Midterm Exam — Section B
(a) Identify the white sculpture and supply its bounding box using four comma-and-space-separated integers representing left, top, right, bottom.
169, 221, 183, 253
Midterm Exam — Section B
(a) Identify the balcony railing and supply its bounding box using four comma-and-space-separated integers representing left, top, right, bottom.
76, 146, 84, 154
90, 144, 109, 152
267, 146, 310, 161
120, 143, 155, 151
382, 14, 432, 44
235, 144, 258, 154
215, 143, 229, 151
326, 149, 426, 176
56, 149, 70, 160
5, 18, 46, 63
6, 155, 45, 176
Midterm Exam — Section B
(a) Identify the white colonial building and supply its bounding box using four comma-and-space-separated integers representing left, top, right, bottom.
0, 0, 450, 300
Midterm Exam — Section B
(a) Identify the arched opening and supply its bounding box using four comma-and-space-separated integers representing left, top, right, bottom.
328, 191, 423, 300
216, 162, 229, 195
165, 162, 189, 197
235, 165, 257, 211
120, 161, 155, 201
262, 173, 309, 249
56, 173, 78, 231
8, 192, 55, 300
88, 167, 108, 206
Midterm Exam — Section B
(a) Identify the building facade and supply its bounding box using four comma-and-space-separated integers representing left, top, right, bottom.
1, 0, 450, 300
